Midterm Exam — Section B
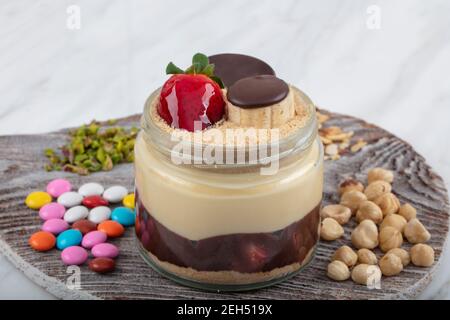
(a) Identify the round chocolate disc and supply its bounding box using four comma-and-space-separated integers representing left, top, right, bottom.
208, 53, 275, 87
227, 75, 289, 108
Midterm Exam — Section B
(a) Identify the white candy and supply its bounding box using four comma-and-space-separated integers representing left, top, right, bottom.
88, 206, 111, 224
78, 182, 104, 197
64, 205, 89, 223
103, 186, 128, 203
57, 192, 83, 208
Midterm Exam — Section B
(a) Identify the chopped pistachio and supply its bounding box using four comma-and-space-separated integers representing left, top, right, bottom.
44, 120, 138, 175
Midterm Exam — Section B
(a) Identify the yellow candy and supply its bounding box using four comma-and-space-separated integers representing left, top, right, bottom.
122, 193, 135, 209
25, 191, 52, 210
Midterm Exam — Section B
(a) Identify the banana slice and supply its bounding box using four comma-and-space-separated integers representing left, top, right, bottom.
226, 88, 295, 129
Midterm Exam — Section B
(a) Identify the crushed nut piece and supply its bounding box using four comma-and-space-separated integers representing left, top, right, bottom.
350, 139, 367, 153
317, 112, 330, 124
325, 144, 339, 156
317, 113, 367, 160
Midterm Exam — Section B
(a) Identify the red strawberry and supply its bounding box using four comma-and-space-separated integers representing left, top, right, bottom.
157, 53, 225, 132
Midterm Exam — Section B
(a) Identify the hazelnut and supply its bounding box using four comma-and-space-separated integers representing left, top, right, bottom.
320, 218, 344, 241
320, 204, 352, 225
368, 167, 394, 184
357, 248, 378, 265
364, 181, 392, 201
339, 179, 364, 195
351, 264, 382, 286
327, 260, 350, 281
332, 245, 358, 267
374, 192, 400, 216
356, 201, 383, 224
380, 214, 407, 232
386, 248, 410, 267
410, 244, 434, 267
351, 219, 379, 249
379, 226, 403, 252
404, 218, 431, 244
340, 190, 367, 213
398, 203, 417, 221
379, 253, 403, 276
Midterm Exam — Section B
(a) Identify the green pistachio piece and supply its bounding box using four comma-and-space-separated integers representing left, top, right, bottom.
45, 120, 137, 175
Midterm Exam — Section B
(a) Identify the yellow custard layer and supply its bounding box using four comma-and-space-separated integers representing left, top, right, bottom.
134, 133, 323, 241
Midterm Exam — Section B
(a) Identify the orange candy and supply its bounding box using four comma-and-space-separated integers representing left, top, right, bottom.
97, 220, 124, 238
29, 231, 56, 251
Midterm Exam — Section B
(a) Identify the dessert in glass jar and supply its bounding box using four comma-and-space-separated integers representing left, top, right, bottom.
134, 53, 323, 291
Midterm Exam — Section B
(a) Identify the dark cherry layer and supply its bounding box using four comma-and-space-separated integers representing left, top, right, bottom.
208, 53, 275, 87
135, 190, 320, 274
227, 75, 289, 108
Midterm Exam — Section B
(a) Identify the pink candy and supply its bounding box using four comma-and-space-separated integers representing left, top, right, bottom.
82, 231, 107, 249
61, 246, 88, 265
39, 202, 66, 220
46, 179, 72, 197
91, 243, 119, 258
42, 219, 69, 235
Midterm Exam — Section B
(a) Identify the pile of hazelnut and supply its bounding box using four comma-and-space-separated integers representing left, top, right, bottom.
320, 167, 435, 286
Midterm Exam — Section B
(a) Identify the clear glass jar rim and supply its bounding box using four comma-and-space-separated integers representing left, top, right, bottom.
141, 85, 318, 169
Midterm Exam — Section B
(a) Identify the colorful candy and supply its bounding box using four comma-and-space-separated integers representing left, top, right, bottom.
97, 220, 124, 238
57, 191, 83, 208
72, 219, 97, 235
25, 191, 52, 210
82, 231, 107, 249
63, 205, 89, 223
91, 243, 119, 258
26, 181, 132, 275
122, 193, 135, 209
89, 257, 115, 273
111, 207, 135, 227
103, 186, 128, 203
42, 219, 69, 235
56, 229, 83, 250
39, 202, 66, 220
46, 179, 72, 197
61, 246, 88, 265
78, 182, 104, 197
82, 195, 108, 208
29, 231, 56, 251
88, 206, 111, 224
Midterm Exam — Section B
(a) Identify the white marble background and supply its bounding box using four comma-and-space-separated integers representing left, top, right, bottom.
0, 0, 449, 299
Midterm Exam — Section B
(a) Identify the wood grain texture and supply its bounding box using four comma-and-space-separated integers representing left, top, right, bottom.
0, 110, 448, 300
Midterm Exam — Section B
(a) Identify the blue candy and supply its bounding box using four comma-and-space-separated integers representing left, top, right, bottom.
56, 229, 82, 250
111, 206, 135, 227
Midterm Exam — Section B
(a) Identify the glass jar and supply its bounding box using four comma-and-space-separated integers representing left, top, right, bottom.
134, 86, 323, 291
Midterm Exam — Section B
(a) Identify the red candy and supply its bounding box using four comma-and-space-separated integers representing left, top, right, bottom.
72, 219, 97, 235
82, 195, 109, 209
89, 257, 115, 273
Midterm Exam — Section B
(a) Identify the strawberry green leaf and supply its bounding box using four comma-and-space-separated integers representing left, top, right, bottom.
210, 76, 224, 89
202, 64, 215, 77
192, 62, 203, 74
192, 53, 208, 70
185, 65, 196, 74
166, 62, 184, 75
165, 53, 225, 88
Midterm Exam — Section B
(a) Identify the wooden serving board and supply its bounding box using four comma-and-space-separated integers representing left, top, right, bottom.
0, 110, 448, 300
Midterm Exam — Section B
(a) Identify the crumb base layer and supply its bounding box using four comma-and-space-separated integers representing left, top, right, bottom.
137, 240, 317, 291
